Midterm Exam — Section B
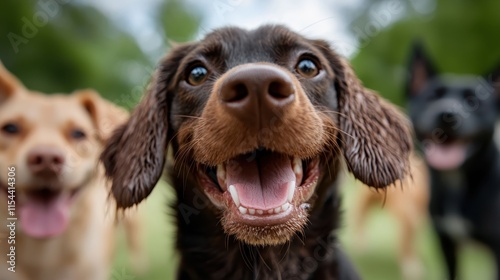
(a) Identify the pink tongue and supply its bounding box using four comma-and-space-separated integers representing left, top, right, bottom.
226, 152, 294, 210
425, 142, 467, 170
19, 192, 71, 239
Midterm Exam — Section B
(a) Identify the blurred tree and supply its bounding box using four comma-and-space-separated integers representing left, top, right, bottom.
346, 0, 500, 106
158, 0, 202, 43
0, 1, 150, 108
0, 0, 202, 108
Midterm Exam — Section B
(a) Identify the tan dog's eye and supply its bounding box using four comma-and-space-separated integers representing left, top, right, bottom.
70, 129, 86, 140
187, 66, 208, 86
1, 123, 20, 135
296, 59, 320, 78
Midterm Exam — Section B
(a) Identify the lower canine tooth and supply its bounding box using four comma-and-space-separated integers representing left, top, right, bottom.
287, 181, 295, 202
282, 203, 290, 211
228, 185, 240, 206
274, 207, 281, 213
239, 206, 247, 214
249, 208, 255, 215
267, 209, 273, 214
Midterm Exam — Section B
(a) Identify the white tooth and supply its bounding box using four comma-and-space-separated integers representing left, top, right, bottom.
228, 185, 240, 206
287, 181, 296, 202
267, 209, 274, 214
217, 164, 226, 181
282, 203, 290, 211
249, 208, 255, 215
239, 206, 247, 214
274, 207, 281, 213
257, 209, 264, 215
293, 157, 302, 175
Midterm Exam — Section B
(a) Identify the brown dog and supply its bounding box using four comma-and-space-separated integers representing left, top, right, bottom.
0, 63, 143, 280
101, 25, 413, 279
353, 153, 429, 280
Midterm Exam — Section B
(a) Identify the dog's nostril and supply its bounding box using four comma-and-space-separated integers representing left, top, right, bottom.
222, 83, 248, 102
268, 81, 293, 99
52, 156, 64, 165
32, 156, 43, 165
441, 112, 456, 121
27, 148, 65, 175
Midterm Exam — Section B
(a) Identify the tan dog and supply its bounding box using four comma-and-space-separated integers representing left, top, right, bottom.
353, 153, 429, 280
0, 63, 142, 280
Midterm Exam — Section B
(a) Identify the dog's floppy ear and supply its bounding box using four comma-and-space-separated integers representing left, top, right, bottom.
74, 89, 129, 142
0, 61, 25, 103
334, 56, 413, 188
484, 65, 500, 108
100, 43, 196, 208
406, 41, 437, 96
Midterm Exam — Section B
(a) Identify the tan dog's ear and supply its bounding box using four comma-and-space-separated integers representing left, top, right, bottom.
100, 43, 196, 208
0, 61, 25, 102
334, 57, 412, 188
74, 89, 129, 142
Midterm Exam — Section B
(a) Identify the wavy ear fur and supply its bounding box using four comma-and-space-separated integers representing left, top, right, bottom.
318, 43, 412, 188
100, 43, 195, 208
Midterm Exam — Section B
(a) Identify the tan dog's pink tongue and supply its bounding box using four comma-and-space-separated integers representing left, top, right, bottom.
19, 192, 71, 238
226, 152, 294, 210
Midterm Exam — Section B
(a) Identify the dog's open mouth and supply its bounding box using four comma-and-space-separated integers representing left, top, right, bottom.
424, 140, 469, 170
197, 149, 320, 245
18, 187, 81, 239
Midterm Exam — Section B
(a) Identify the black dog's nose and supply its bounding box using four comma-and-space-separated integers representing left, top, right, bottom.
219, 64, 295, 127
439, 112, 458, 123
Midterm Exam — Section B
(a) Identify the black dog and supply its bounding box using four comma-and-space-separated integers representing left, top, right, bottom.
407, 43, 500, 279
101, 25, 413, 279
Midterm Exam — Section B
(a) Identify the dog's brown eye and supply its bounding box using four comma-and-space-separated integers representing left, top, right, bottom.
187, 66, 208, 86
70, 129, 86, 140
1, 123, 19, 135
296, 59, 319, 78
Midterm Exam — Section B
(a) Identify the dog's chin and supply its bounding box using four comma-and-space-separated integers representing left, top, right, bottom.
197, 150, 320, 246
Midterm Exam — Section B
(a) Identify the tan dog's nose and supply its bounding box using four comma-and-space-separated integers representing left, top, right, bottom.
27, 147, 65, 176
219, 64, 295, 127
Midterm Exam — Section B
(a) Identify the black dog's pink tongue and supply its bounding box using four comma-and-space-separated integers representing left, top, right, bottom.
424, 142, 467, 170
226, 152, 294, 210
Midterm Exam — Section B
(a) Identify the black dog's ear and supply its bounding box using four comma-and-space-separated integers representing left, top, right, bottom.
406, 41, 437, 96
100, 43, 196, 208
484, 65, 500, 108
331, 54, 413, 189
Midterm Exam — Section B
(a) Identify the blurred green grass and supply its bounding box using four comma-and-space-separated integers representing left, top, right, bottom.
112, 180, 495, 280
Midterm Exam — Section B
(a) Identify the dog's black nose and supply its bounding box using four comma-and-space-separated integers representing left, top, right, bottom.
218, 64, 295, 127
439, 111, 459, 125
27, 147, 65, 176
